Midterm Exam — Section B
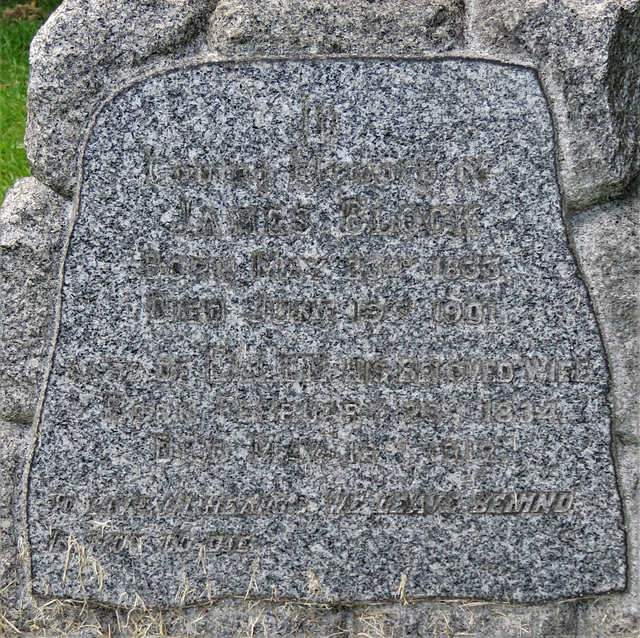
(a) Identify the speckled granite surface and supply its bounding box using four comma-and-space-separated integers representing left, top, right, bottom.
25, 58, 626, 608
25, 1, 640, 210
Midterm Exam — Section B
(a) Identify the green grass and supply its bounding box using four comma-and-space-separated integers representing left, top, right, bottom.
0, 1, 63, 202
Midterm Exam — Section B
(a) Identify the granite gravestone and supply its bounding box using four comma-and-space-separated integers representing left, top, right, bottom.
26, 58, 626, 607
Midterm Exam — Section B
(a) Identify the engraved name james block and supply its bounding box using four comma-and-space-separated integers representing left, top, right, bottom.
27, 59, 626, 606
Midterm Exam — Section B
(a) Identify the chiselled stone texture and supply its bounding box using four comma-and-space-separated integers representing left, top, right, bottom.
572, 182, 640, 445
0, 425, 30, 608
207, 0, 465, 56
0, 430, 19, 597
571, 184, 640, 637
0, 177, 69, 427
27, 58, 626, 608
24, 0, 217, 198
25, 0, 640, 212
472, 0, 640, 211
0, 178, 69, 609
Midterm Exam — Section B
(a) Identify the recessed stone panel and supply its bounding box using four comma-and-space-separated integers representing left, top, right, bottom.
27, 58, 627, 607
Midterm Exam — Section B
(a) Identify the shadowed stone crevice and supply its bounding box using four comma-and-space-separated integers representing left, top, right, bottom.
471, 0, 640, 212
606, 4, 640, 202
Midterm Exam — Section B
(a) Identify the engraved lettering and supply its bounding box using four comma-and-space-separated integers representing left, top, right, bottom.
145, 293, 224, 324
339, 198, 479, 238
524, 357, 593, 383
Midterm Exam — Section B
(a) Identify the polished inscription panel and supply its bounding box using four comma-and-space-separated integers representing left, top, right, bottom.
27, 59, 626, 606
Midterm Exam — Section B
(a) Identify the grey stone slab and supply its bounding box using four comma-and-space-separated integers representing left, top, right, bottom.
25, 0, 464, 201
25, 57, 627, 609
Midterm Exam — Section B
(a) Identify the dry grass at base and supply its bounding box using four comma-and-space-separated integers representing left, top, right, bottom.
2, 589, 637, 638
2, 3, 43, 22
0, 545, 635, 638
